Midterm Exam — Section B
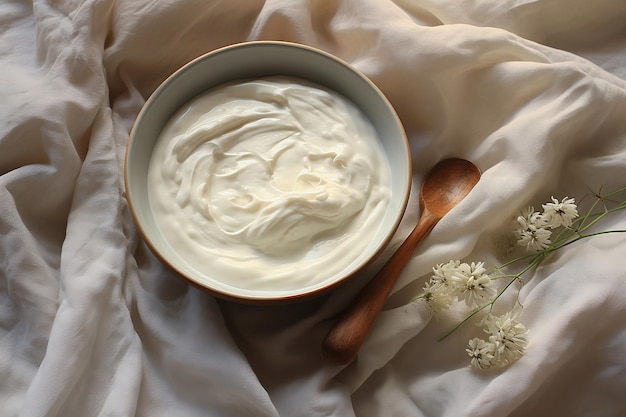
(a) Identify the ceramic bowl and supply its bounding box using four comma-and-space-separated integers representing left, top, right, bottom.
125, 41, 411, 303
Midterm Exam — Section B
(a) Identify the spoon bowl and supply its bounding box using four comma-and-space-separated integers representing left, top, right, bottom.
421, 158, 482, 216
322, 158, 481, 364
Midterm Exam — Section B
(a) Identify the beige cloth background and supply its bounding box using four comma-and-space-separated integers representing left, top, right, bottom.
2, 0, 626, 416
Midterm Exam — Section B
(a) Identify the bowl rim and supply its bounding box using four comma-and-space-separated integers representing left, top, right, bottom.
124, 40, 412, 304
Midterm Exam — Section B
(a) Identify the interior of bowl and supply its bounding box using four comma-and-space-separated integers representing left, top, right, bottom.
125, 41, 411, 302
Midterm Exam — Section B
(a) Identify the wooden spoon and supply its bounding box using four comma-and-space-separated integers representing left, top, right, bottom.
322, 158, 481, 364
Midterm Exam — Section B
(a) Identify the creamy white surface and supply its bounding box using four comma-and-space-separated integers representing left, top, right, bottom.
147, 78, 391, 292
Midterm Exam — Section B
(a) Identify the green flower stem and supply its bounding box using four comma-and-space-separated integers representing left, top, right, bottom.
501, 197, 626, 272
437, 254, 544, 342
553, 189, 626, 244
435, 187, 626, 343
437, 305, 488, 342
547, 229, 626, 253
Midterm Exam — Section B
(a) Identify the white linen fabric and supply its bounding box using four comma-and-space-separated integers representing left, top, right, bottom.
2, 0, 626, 416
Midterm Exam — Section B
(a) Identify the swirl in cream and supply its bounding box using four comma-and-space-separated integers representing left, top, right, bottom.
148, 78, 390, 292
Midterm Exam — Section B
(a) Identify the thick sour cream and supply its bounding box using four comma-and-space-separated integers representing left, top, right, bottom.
148, 78, 391, 293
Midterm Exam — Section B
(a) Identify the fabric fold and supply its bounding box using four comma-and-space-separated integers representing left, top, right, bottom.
1, 0, 626, 416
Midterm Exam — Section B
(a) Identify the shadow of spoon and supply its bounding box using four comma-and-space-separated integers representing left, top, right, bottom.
322, 158, 481, 365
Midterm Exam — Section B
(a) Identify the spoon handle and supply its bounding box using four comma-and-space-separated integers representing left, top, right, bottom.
322, 209, 440, 364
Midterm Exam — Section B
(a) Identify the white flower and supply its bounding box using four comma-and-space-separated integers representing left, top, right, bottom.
450, 262, 497, 307
517, 206, 547, 228
422, 280, 453, 314
542, 196, 578, 228
422, 261, 461, 313
430, 260, 461, 287
466, 337, 496, 370
516, 225, 552, 251
482, 312, 529, 368
513, 206, 551, 251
